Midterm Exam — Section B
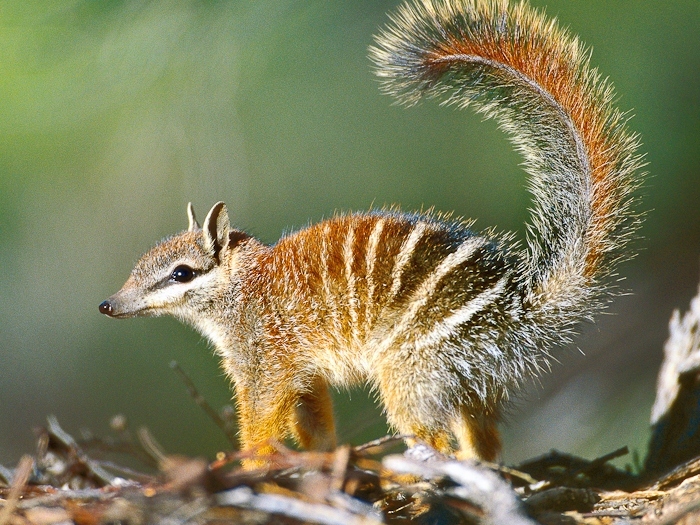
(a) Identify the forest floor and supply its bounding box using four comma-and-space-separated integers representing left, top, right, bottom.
1, 415, 700, 525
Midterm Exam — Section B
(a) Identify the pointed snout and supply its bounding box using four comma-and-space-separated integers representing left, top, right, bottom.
99, 296, 132, 318
98, 289, 148, 319
99, 300, 115, 316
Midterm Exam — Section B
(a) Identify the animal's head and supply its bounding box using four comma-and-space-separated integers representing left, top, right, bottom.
99, 202, 249, 322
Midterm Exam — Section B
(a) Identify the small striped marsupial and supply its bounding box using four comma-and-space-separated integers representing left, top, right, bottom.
100, 0, 644, 466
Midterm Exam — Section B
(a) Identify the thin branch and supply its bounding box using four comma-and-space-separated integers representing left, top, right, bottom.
170, 360, 238, 447
0, 455, 33, 525
136, 427, 168, 466
217, 486, 384, 525
353, 435, 407, 454
46, 415, 114, 486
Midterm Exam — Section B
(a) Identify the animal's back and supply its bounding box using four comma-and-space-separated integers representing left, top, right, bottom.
246, 211, 520, 400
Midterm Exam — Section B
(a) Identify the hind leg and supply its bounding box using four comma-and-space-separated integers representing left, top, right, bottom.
403, 427, 454, 455
451, 406, 501, 461
289, 376, 337, 452
376, 365, 455, 455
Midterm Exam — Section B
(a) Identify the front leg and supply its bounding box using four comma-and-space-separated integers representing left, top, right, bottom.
234, 381, 298, 469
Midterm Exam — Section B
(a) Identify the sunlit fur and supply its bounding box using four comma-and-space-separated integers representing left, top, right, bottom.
102, 0, 643, 466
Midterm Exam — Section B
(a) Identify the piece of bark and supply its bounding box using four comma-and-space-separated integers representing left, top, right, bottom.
383, 453, 538, 525
646, 285, 700, 476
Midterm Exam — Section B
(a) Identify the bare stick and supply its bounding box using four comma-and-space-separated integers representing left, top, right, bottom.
217, 486, 384, 525
92, 460, 154, 483
329, 445, 351, 492
0, 455, 33, 525
383, 455, 538, 525
584, 446, 629, 472
18, 488, 114, 510
170, 360, 238, 447
136, 427, 168, 466
46, 415, 114, 486
353, 435, 408, 454
481, 461, 539, 486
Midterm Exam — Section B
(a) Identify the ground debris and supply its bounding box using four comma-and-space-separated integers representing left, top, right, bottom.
1, 418, 700, 525
4, 286, 700, 524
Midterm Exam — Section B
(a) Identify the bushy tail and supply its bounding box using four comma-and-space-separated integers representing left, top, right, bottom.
370, 0, 643, 332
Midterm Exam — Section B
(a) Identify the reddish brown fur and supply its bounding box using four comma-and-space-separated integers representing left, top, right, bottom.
209, 212, 509, 464
423, 5, 623, 275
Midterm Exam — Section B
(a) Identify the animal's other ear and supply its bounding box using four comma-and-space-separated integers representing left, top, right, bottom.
202, 202, 230, 258
187, 202, 200, 231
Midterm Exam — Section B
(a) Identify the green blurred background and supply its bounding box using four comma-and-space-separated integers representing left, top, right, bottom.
0, 0, 698, 468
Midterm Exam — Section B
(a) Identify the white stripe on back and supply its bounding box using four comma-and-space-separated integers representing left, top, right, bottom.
413, 274, 509, 351
365, 217, 386, 326
343, 222, 359, 344
388, 221, 428, 300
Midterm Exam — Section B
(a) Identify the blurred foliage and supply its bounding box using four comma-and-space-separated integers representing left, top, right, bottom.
0, 0, 698, 466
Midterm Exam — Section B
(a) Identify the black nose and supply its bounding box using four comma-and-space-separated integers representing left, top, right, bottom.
99, 300, 113, 316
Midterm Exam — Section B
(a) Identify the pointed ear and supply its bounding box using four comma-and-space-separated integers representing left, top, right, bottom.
187, 202, 200, 231
202, 202, 230, 258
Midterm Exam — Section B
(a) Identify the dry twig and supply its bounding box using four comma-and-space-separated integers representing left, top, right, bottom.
0, 455, 33, 525
170, 360, 238, 447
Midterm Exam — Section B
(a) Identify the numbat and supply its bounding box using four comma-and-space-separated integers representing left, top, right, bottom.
100, 0, 643, 465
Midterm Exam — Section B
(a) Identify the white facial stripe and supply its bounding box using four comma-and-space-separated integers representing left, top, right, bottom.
146, 270, 220, 309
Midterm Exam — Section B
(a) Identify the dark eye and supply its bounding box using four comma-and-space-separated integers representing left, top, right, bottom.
170, 265, 196, 283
